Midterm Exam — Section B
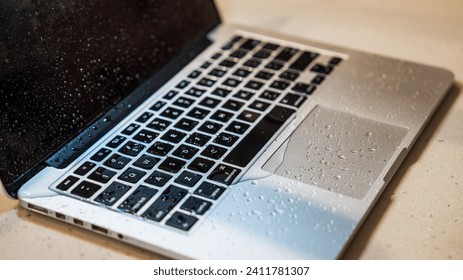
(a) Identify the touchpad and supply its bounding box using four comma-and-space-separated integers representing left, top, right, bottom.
262, 106, 408, 199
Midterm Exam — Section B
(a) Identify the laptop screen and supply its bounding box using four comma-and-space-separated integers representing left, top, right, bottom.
0, 0, 219, 189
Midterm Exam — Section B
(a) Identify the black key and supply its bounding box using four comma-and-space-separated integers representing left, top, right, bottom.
270, 80, 290, 91
209, 68, 226, 78
197, 77, 216, 87
214, 132, 239, 147
260, 90, 280, 101
265, 60, 284, 71
237, 110, 261, 123
104, 154, 131, 170
133, 129, 158, 144
176, 80, 190, 89
244, 80, 264, 91
186, 132, 211, 147
219, 59, 236, 68
119, 141, 145, 157
74, 161, 96, 176
147, 141, 174, 157
185, 87, 206, 98
211, 87, 231, 97
253, 49, 271, 59
136, 112, 154, 123
188, 157, 215, 173
174, 171, 202, 187
233, 68, 251, 78
142, 186, 187, 222
199, 97, 221, 108
173, 144, 199, 160
249, 100, 271, 112
240, 39, 260, 50
329, 57, 342, 65
262, 43, 279, 51
121, 123, 140, 135
90, 148, 111, 162
311, 75, 325, 85
147, 118, 172, 132
223, 77, 241, 88
211, 110, 233, 123
166, 212, 198, 231
221, 35, 241, 50
255, 70, 273, 80
198, 121, 223, 134
275, 47, 298, 62
200, 61, 211, 69
161, 107, 183, 120
71, 181, 101, 199
230, 49, 248, 59
173, 97, 195, 108
88, 167, 116, 183
174, 118, 198, 131
211, 52, 222, 60
161, 129, 186, 144
118, 167, 147, 184
222, 99, 244, 111
311, 64, 333, 75
106, 135, 126, 148
224, 106, 295, 167
279, 71, 299, 81
188, 70, 202, 79
201, 144, 227, 160
244, 58, 261, 68
292, 82, 316, 94
281, 93, 307, 108
226, 121, 250, 135
195, 182, 225, 200
118, 185, 158, 214
145, 171, 172, 187
158, 157, 186, 173
56, 175, 79, 191
208, 164, 241, 185
181, 196, 212, 215
233, 90, 254, 101
187, 107, 210, 119
95, 182, 131, 206
133, 154, 159, 170
289, 51, 318, 71
163, 90, 178, 100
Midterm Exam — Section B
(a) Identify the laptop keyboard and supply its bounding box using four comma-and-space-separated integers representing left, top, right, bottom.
52, 34, 343, 232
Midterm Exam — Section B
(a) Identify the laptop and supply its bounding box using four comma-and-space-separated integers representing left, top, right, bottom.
0, 0, 453, 259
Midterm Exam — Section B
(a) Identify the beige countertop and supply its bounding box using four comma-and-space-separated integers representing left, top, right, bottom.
1, 0, 462, 259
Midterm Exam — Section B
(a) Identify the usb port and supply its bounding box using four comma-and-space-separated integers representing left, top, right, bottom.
91, 224, 108, 235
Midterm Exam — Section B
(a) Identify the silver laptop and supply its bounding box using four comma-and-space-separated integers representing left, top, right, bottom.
0, 0, 453, 259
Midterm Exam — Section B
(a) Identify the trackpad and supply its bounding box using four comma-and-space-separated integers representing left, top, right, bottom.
262, 106, 408, 199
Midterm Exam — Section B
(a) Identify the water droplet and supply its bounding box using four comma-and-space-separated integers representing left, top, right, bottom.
366, 132, 373, 137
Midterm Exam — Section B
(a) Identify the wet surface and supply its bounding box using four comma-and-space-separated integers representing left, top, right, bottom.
0, 0, 219, 189
263, 106, 408, 199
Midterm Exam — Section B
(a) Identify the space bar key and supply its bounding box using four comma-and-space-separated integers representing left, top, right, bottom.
223, 106, 295, 168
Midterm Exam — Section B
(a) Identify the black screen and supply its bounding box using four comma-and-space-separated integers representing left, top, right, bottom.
0, 0, 219, 189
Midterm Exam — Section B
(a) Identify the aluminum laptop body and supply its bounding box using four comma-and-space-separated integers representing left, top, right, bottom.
0, 1, 453, 259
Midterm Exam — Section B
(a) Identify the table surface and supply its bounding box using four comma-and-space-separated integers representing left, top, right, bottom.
1, 0, 462, 259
